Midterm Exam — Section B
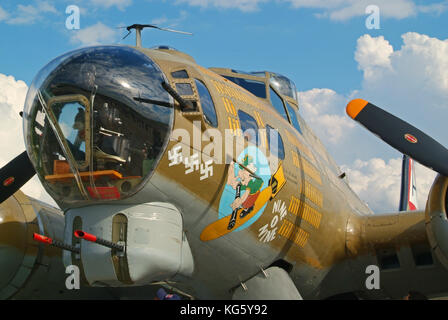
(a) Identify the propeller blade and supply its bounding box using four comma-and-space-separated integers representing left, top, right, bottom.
346, 99, 448, 176
0, 151, 36, 203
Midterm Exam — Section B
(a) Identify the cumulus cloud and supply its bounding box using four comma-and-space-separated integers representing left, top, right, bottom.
341, 158, 436, 213
177, 0, 446, 19
70, 22, 119, 47
342, 158, 402, 212
0, 6, 9, 21
300, 32, 448, 212
417, 2, 448, 15
284, 0, 417, 20
5, 1, 58, 25
357, 33, 448, 108
90, 0, 132, 10
299, 88, 355, 144
355, 34, 394, 81
352, 32, 448, 151
151, 10, 188, 28
0, 74, 57, 207
176, 0, 268, 12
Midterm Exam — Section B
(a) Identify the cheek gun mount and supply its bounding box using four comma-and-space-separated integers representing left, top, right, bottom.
61, 203, 194, 286
33, 231, 125, 255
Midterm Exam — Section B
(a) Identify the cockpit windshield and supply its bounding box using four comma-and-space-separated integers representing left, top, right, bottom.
23, 46, 173, 207
268, 72, 298, 102
223, 70, 298, 103
222, 76, 266, 99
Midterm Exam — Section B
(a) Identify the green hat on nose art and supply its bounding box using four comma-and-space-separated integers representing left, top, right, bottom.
239, 155, 254, 170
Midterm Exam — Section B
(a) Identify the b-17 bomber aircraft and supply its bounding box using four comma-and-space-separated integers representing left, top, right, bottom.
2, 24, 448, 300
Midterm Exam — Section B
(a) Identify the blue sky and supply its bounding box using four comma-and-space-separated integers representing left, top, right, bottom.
1, 0, 448, 211
0, 0, 446, 93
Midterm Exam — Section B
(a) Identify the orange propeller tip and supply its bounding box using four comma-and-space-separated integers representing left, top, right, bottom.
346, 99, 369, 119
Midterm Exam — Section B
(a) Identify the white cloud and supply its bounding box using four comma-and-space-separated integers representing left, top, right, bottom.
340, 32, 448, 146
284, 0, 417, 20
176, 0, 446, 19
151, 10, 188, 28
90, 0, 132, 10
0, 74, 28, 130
417, 1, 448, 15
176, 0, 268, 12
361, 32, 448, 95
299, 32, 448, 212
151, 16, 169, 26
355, 34, 394, 81
299, 88, 355, 144
6, 1, 58, 25
0, 74, 57, 207
354, 32, 448, 144
341, 158, 436, 213
342, 158, 402, 212
37, 1, 58, 14
0, 6, 9, 21
70, 22, 119, 47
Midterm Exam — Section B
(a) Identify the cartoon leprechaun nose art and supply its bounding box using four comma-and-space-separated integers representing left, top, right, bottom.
227, 155, 263, 225
200, 146, 286, 242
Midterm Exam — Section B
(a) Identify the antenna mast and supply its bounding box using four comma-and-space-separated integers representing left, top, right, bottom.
121, 24, 193, 47
135, 25, 143, 47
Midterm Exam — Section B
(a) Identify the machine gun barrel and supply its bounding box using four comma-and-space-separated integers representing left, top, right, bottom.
74, 230, 124, 252
33, 233, 80, 254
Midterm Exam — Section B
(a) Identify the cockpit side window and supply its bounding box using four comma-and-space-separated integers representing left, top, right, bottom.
171, 69, 189, 79
266, 125, 285, 160
285, 101, 302, 135
195, 79, 218, 127
47, 95, 91, 169
238, 110, 260, 146
269, 87, 289, 122
223, 76, 267, 99
175, 83, 194, 96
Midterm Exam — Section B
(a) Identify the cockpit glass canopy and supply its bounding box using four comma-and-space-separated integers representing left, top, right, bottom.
228, 70, 298, 102
223, 76, 267, 99
262, 72, 298, 102
23, 46, 173, 207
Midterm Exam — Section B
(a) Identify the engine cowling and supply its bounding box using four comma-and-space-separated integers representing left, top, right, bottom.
0, 191, 114, 299
425, 174, 448, 269
0, 190, 66, 298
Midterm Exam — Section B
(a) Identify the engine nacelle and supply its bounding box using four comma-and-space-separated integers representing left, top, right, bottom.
425, 174, 448, 269
0, 191, 73, 298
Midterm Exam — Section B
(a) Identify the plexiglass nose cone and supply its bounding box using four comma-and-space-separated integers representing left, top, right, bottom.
23, 46, 174, 206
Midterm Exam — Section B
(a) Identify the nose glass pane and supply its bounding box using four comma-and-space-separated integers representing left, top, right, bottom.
56, 102, 86, 161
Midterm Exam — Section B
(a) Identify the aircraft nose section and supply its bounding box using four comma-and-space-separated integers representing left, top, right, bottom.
22, 45, 174, 206
0, 195, 28, 293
